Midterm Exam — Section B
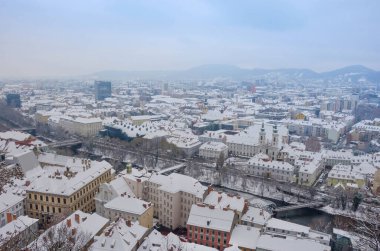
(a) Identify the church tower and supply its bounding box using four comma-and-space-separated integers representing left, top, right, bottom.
259, 122, 266, 145
272, 124, 279, 146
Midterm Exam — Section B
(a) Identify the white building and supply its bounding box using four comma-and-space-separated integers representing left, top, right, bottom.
288, 151, 325, 186
229, 224, 261, 251
0, 215, 38, 250
203, 190, 248, 219
60, 116, 103, 137
256, 234, 331, 251
247, 154, 295, 182
103, 196, 153, 228
239, 206, 271, 228
123, 169, 208, 230
199, 142, 228, 159
264, 218, 331, 246
226, 122, 288, 159
137, 230, 217, 251
95, 174, 135, 217
28, 210, 109, 251
0, 192, 25, 227
91, 218, 149, 251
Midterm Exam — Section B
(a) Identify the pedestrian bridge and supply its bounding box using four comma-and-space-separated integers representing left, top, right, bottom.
158, 164, 186, 175
48, 139, 82, 148
273, 201, 325, 213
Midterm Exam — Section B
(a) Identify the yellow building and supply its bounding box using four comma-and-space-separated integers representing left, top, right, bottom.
103, 196, 154, 228
26, 157, 113, 225
327, 164, 365, 188
372, 169, 380, 195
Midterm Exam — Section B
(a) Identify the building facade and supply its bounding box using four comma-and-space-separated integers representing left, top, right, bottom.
26, 158, 113, 225
95, 81, 112, 101
103, 196, 153, 228
187, 204, 238, 251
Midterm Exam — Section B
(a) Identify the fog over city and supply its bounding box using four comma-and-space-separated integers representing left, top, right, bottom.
1, 0, 380, 78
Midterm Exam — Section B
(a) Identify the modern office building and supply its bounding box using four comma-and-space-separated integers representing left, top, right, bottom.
95, 81, 112, 101
6, 93, 21, 108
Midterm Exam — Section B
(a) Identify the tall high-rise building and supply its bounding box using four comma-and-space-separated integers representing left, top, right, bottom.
94, 81, 112, 101
6, 93, 21, 108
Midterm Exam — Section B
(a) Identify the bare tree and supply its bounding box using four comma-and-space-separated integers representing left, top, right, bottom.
349, 210, 380, 251
309, 218, 332, 233
305, 137, 321, 152
216, 152, 225, 170
28, 223, 91, 251
0, 221, 40, 251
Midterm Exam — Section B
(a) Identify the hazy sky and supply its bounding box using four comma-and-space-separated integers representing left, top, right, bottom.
0, 0, 379, 77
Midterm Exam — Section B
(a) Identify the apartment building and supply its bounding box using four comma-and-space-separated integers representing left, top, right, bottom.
263, 218, 331, 246
26, 155, 113, 224
187, 204, 238, 251
95, 174, 135, 217
294, 152, 324, 186
123, 168, 208, 230
29, 210, 109, 250
59, 116, 103, 137
203, 190, 248, 219
91, 219, 149, 251
103, 196, 153, 228
327, 164, 365, 188
0, 215, 39, 250
144, 173, 208, 229
239, 206, 271, 228
247, 154, 294, 182
199, 142, 228, 159
0, 192, 25, 227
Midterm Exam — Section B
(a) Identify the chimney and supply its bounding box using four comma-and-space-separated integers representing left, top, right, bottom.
72, 228, 77, 236
75, 214, 80, 224
126, 220, 131, 227
209, 205, 215, 209
143, 204, 147, 208
25, 180, 31, 186
67, 219, 72, 228
207, 186, 213, 194
6, 212, 13, 223
12, 214, 17, 221
218, 196, 222, 203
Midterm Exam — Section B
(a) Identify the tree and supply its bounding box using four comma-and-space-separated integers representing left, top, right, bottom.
348, 210, 380, 250
351, 193, 363, 212
216, 152, 225, 170
305, 137, 321, 152
0, 220, 40, 251
28, 222, 91, 251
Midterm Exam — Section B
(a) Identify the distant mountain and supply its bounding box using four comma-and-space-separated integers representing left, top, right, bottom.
90, 64, 380, 82
320, 65, 380, 82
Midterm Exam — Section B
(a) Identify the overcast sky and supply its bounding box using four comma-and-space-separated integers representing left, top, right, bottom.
0, 0, 379, 77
